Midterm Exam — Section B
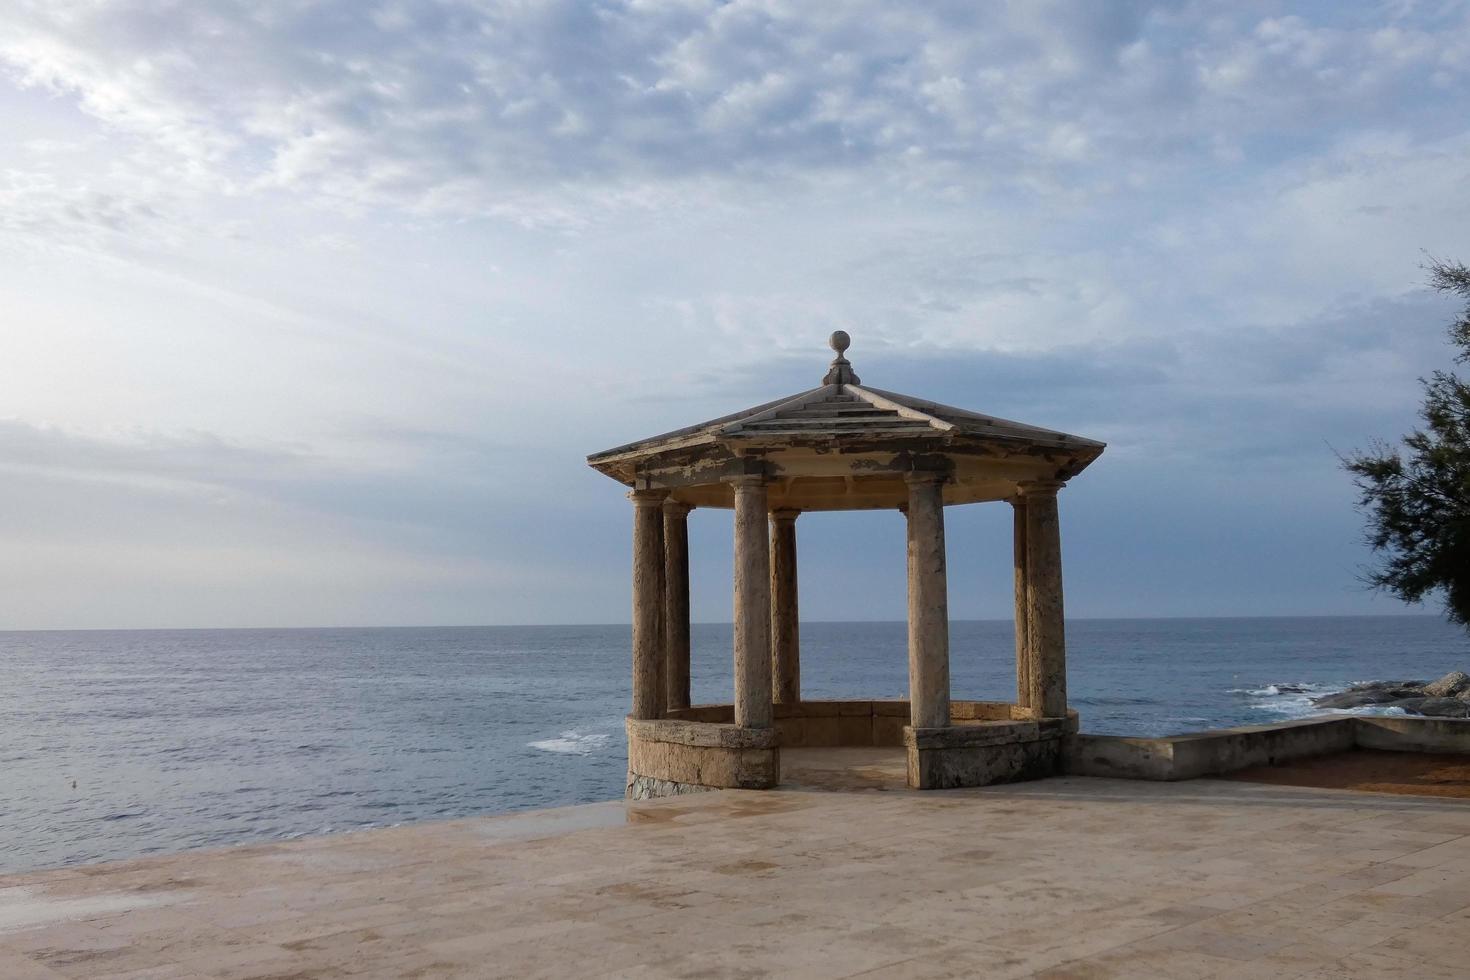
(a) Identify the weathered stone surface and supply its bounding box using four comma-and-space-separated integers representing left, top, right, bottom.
626, 736, 778, 791
1067, 715, 1470, 780
1012, 496, 1030, 710
637, 700, 1076, 792
904, 472, 950, 729
629, 489, 669, 720
769, 509, 801, 704
871, 713, 906, 746
1356, 714, 1470, 751
1424, 670, 1470, 698
666, 703, 734, 723
908, 738, 1060, 789
625, 773, 717, 800
951, 701, 1016, 721
1021, 480, 1068, 718
729, 476, 773, 729
626, 716, 777, 749
904, 720, 1046, 750
662, 500, 692, 712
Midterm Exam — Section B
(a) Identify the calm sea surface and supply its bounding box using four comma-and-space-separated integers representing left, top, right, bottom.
2, 616, 1465, 872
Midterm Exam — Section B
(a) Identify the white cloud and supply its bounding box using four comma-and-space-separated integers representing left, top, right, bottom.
0, 1, 1463, 218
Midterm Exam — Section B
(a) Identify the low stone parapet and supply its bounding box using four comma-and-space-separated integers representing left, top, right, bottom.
1354, 714, 1470, 753
1065, 715, 1470, 781
632, 701, 1081, 796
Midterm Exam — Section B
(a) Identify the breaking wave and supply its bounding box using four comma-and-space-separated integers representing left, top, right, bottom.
1230, 681, 1415, 719
527, 730, 612, 755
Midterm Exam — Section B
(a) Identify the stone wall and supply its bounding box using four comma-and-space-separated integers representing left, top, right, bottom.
625, 773, 718, 800
905, 713, 1077, 789
665, 700, 1043, 749
635, 701, 1076, 794
1354, 715, 1470, 753
625, 716, 779, 797
1065, 715, 1470, 781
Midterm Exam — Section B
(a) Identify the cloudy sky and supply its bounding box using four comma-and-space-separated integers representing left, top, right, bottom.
1, 1, 1466, 629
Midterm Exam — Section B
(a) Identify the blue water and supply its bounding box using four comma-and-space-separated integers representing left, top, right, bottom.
1, 616, 1464, 872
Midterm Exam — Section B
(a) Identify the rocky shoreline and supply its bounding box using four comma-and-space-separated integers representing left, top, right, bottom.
1313, 671, 1470, 718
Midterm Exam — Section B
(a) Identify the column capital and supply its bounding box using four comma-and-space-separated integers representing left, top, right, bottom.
662, 499, 693, 518
723, 474, 770, 490
769, 507, 801, 522
628, 488, 670, 507
1016, 479, 1066, 497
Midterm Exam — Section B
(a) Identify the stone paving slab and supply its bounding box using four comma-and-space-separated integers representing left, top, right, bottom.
3, 776, 1470, 978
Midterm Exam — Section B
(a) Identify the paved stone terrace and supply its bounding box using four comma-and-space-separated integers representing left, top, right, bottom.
3, 776, 1470, 979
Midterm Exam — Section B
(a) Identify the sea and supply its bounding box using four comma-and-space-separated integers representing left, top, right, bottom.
2, 616, 1465, 873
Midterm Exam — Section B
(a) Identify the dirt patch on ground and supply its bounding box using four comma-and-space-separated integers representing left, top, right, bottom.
1221, 749, 1470, 798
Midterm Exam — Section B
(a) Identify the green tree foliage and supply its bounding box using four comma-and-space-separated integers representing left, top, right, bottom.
1344, 259, 1470, 626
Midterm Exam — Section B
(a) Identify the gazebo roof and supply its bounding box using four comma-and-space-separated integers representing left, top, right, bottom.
588, 333, 1105, 511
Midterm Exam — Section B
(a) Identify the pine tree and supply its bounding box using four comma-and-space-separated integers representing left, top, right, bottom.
1344, 259, 1470, 627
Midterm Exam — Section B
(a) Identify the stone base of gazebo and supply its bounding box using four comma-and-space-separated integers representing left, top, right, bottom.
626, 700, 1080, 798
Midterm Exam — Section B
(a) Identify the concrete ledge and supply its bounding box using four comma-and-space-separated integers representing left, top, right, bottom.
1065, 715, 1470, 781
1354, 715, 1470, 753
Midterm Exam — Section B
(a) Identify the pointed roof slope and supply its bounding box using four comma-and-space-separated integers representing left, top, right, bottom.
588, 333, 1104, 509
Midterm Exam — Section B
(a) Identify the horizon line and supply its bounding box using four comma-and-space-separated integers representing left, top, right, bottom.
0, 611, 1448, 634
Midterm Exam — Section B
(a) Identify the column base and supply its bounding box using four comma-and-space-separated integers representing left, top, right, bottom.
903, 713, 1078, 790
625, 717, 780, 794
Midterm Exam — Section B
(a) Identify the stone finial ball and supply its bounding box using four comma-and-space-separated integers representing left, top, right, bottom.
829, 330, 851, 355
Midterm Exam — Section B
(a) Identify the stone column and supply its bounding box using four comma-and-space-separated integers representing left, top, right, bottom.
653, 512, 667, 717
905, 472, 951, 729
1021, 480, 1068, 718
663, 500, 692, 713
769, 509, 801, 704
629, 488, 669, 720
1011, 497, 1031, 711
730, 476, 774, 729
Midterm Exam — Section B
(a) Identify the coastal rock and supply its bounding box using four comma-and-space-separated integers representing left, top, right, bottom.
1313, 675, 1470, 718
1396, 697, 1470, 719
1313, 683, 1423, 710
1423, 671, 1470, 698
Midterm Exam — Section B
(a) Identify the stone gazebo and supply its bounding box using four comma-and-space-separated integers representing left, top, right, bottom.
588, 334, 1104, 797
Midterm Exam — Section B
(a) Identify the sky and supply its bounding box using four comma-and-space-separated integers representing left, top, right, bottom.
0, 1, 1467, 630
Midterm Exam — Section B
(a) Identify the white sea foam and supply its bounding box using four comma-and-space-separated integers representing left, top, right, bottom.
1228, 681, 1346, 719
1232, 680, 1425, 720
528, 730, 612, 755
1228, 682, 1337, 697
